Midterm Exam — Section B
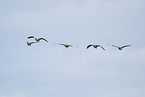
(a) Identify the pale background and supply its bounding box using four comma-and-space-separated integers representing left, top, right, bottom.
0, 0, 145, 97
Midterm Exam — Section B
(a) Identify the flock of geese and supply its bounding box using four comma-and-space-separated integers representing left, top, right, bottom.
26, 36, 132, 50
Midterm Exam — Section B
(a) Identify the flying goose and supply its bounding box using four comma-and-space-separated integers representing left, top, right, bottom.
111, 44, 132, 50
54, 43, 73, 48
35, 38, 48, 42
87, 44, 105, 50
28, 36, 48, 42
26, 41, 37, 46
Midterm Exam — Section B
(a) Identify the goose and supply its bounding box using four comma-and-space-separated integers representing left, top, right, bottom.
54, 43, 73, 48
87, 44, 105, 50
28, 36, 48, 42
112, 44, 132, 50
26, 41, 37, 46
35, 38, 48, 42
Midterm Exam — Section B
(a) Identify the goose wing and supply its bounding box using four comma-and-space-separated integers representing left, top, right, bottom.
30, 42, 37, 44
27, 42, 30, 46
112, 45, 118, 48
54, 43, 72, 48
27, 41, 37, 46
54, 43, 64, 45
98, 45, 105, 50
68, 45, 73, 47
38, 38, 48, 42
87, 45, 93, 49
57, 43, 71, 46
121, 44, 132, 48
59, 44, 65, 46
28, 36, 35, 39
54, 43, 66, 46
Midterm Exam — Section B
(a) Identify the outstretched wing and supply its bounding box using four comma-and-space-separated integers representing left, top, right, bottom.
59, 44, 65, 46
112, 45, 118, 48
68, 45, 73, 47
39, 38, 48, 42
121, 44, 132, 48
26, 42, 30, 46
54, 43, 64, 45
54, 43, 72, 48
30, 42, 37, 44
98, 45, 105, 50
28, 36, 35, 39
87, 45, 93, 49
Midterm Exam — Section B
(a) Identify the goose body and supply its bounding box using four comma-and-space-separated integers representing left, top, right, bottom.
87, 44, 105, 50
55, 43, 73, 48
27, 41, 37, 46
112, 44, 132, 50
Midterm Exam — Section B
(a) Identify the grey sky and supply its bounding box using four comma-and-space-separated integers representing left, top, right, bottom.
0, 0, 145, 97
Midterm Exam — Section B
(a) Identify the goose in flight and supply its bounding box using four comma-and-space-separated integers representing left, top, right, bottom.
54, 43, 73, 48
87, 44, 105, 50
28, 36, 48, 42
26, 41, 37, 46
111, 44, 132, 50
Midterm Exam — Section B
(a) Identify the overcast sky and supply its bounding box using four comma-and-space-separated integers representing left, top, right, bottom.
0, 0, 145, 97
